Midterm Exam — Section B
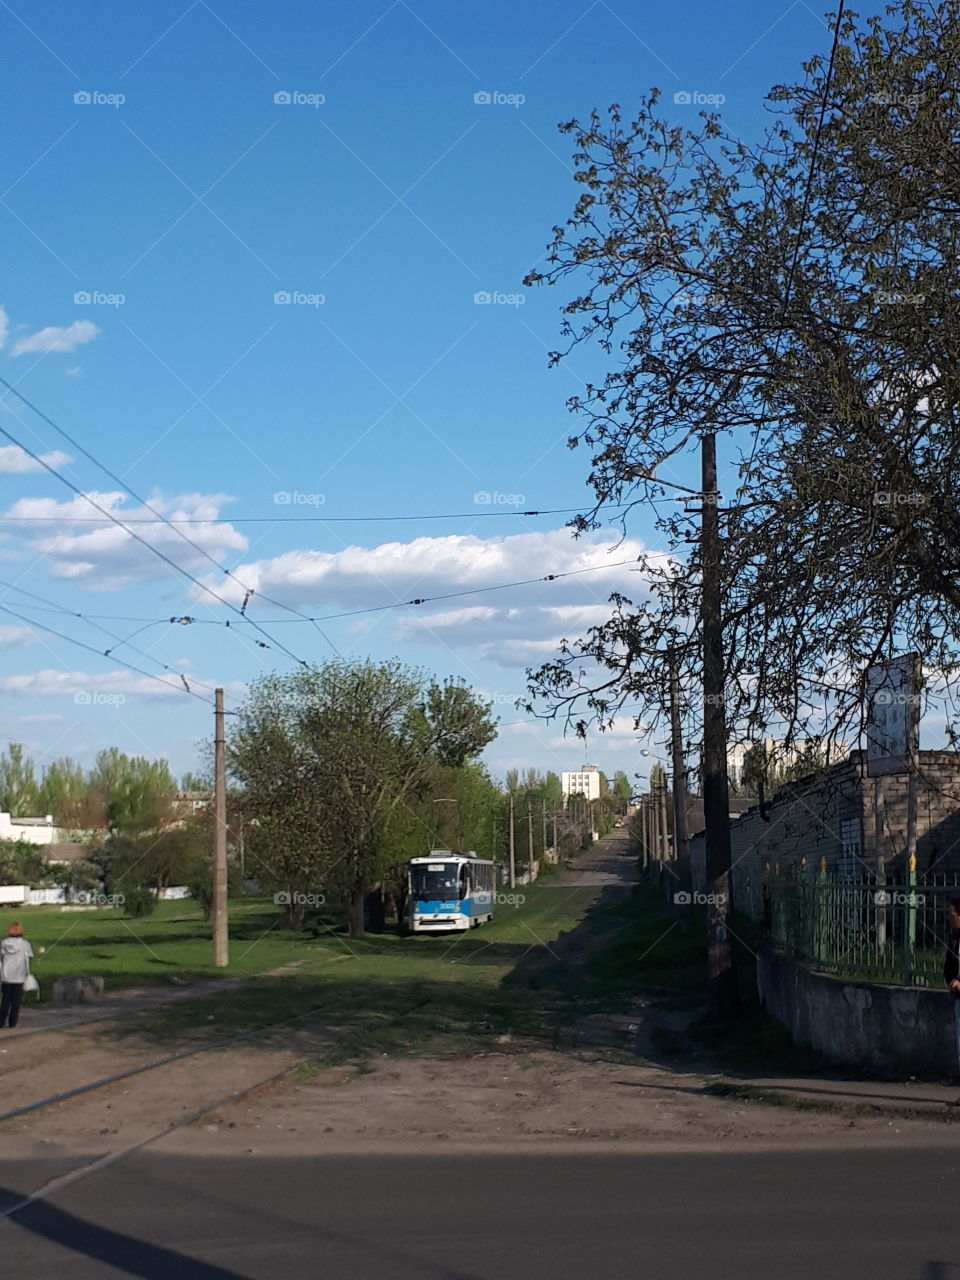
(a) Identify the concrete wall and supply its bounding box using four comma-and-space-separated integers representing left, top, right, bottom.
758, 944, 958, 1077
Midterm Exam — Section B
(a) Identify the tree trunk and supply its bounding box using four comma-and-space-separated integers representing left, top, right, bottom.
284, 900, 305, 929
348, 885, 365, 939
364, 885, 386, 934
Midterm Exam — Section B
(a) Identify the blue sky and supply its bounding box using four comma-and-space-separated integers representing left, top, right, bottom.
0, 0, 841, 789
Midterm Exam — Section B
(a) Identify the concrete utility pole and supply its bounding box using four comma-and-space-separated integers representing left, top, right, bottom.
658, 776, 671, 862
701, 432, 739, 1018
508, 792, 516, 888
527, 804, 534, 878
669, 646, 693, 924
212, 688, 229, 968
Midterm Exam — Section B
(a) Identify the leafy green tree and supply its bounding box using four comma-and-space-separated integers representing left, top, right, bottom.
37, 757, 90, 828
0, 744, 38, 816
523, 0, 960, 757
230, 661, 497, 935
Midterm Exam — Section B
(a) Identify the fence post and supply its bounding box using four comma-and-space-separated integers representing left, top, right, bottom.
902, 851, 917, 985
816, 857, 828, 967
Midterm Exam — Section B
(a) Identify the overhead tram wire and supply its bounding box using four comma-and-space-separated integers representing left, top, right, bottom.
0, 577, 226, 701
0, 601, 216, 707
0, 406, 312, 669
0, 501, 669, 525
0, 556, 645, 633
0, 375, 328, 660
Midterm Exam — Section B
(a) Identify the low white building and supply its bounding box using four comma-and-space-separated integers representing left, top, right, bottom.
0, 812, 66, 846
561, 766, 603, 802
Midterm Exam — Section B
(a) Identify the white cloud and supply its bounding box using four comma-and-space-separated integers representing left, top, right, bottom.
11, 321, 100, 357
0, 445, 72, 474
0, 306, 9, 349
0, 626, 37, 648
196, 529, 654, 612
0, 668, 246, 701
3, 491, 247, 589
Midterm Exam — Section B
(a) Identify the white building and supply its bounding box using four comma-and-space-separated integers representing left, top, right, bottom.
0, 812, 65, 846
561, 766, 603, 802
727, 739, 850, 787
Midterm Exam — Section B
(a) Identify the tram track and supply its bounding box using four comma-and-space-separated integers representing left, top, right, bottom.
0, 990, 435, 1222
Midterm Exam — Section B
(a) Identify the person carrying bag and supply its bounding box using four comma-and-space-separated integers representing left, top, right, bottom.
0, 921, 35, 1028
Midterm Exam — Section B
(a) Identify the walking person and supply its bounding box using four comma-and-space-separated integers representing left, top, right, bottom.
0, 921, 34, 1029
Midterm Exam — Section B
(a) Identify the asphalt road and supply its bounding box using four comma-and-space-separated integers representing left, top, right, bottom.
3, 1145, 960, 1278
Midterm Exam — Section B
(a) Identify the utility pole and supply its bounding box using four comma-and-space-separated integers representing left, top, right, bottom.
658, 775, 671, 861
701, 431, 739, 1018
541, 798, 548, 859
212, 688, 229, 968
508, 792, 516, 888
669, 645, 693, 925
527, 803, 534, 879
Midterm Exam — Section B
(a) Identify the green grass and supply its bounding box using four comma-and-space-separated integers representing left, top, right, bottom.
11, 898, 344, 998
14, 862, 828, 1083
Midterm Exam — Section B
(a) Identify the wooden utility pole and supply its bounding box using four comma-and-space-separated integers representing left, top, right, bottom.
508, 792, 516, 888
212, 688, 229, 968
701, 432, 739, 1017
658, 776, 671, 861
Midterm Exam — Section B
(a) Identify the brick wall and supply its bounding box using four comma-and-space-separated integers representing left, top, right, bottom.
692, 751, 960, 920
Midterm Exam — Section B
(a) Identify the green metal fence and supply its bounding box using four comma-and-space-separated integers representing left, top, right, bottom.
768, 868, 960, 988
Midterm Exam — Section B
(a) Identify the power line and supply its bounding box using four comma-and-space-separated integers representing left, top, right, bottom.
0, 577, 228, 701
0, 395, 314, 667
0, 504, 658, 524
3, 556, 645, 630
0, 601, 216, 707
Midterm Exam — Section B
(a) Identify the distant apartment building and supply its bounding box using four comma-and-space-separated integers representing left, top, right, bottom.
727, 738, 850, 787
561, 766, 603, 803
